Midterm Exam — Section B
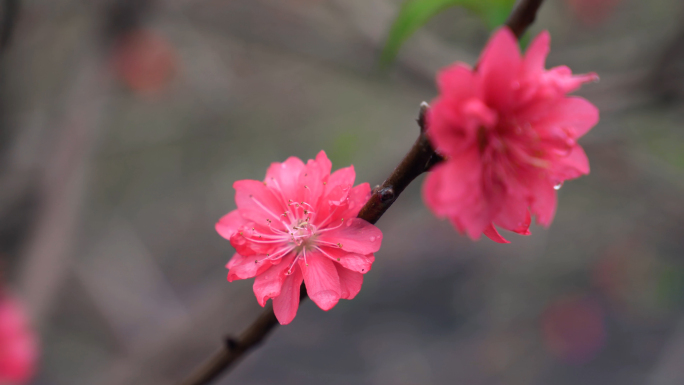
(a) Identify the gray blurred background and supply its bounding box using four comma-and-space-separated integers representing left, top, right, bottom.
2, 0, 684, 384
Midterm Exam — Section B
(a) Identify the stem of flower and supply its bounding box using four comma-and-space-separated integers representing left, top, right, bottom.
177, 1, 545, 384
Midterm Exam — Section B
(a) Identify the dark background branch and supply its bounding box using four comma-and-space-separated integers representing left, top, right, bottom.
177, 1, 545, 384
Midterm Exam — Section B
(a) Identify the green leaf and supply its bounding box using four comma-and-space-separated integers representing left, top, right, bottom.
380, 0, 517, 67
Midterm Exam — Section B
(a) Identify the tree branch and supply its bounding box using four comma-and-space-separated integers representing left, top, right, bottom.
505, 0, 544, 39
177, 1, 545, 383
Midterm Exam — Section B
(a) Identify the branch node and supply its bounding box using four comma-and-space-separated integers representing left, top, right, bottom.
378, 187, 395, 203
224, 337, 239, 351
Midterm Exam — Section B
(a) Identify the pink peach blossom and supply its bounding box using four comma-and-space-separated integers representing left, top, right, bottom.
216, 151, 382, 324
424, 27, 599, 243
0, 294, 37, 384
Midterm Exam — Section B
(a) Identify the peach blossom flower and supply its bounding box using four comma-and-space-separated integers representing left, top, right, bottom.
424, 28, 599, 243
217, 151, 382, 324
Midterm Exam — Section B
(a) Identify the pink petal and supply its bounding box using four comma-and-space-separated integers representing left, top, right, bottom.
272, 267, 304, 325
234, 180, 285, 224
436, 63, 477, 101
253, 255, 293, 306
530, 178, 558, 226
424, 149, 499, 239
265, 156, 306, 201
423, 166, 445, 216
300, 152, 333, 208
493, 193, 530, 233
338, 183, 371, 219
319, 167, 356, 220
318, 247, 374, 273
524, 30, 550, 74
226, 252, 246, 269
483, 223, 510, 244
336, 266, 364, 300
513, 210, 532, 235
318, 218, 382, 255
427, 98, 473, 157
227, 254, 272, 282
326, 166, 355, 192
478, 27, 522, 111
552, 145, 590, 180
300, 253, 341, 311
536, 97, 599, 139
229, 229, 277, 256
461, 98, 498, 130
545, 66, 599, 94
215, 210, 245, 240
314, 150, 332, 177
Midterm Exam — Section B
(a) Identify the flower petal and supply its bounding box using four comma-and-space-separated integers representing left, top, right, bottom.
513, 210, 532, 235
483, 223, 510, 244
215, 210, 245, 240
227, 254, 272, 282
326, 166, 355, 192
530, 178, 557, 226
300, 252, 341, 311
234, 180, 285, 224
253, 255, 294, 307
436, 63, 477, 101
265, 156, 306, 202
534, 97, 599, 139
318, 218, 382, 254
524, 30, 550, 74
424, 149, 500, 239
229, 228, 278, 256
336, 266, 363, 300
478, 27, 522, 111
545, 66, 599, 94
427, 98, 473, 157
338, 183, 371, 220
318, 246, 374, 273
272, 267, 304, 325
226, 252, 246, 269
313, 150, 332, 178
494, 192, 530, 233
552, 145, 590, 180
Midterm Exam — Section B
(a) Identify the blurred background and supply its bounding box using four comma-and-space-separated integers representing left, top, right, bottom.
1, 0, 684, 384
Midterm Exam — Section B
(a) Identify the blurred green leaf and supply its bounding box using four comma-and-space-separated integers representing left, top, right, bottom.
380, 0, 516, 67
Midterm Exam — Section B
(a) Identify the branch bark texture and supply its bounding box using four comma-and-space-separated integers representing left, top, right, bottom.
178, 1, 545, 384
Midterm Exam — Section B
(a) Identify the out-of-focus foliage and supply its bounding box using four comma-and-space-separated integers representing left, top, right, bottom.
380, 0, 516, 66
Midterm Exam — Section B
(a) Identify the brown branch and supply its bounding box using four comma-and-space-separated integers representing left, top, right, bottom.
357, 103, 442, 225
177, 1, 545, 384
505, 0, 544, 39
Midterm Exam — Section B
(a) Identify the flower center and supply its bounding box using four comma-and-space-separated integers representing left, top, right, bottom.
290, 219, 318, 252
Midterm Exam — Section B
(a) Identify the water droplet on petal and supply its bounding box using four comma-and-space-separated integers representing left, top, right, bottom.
554, 182, 564, 190
369, 236, 376, 242
511, 81, 521, 90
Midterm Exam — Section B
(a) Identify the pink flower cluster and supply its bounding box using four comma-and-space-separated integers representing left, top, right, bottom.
424, 28, 599, 243
216, 151, 382, 324
0, 295, 37, 384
